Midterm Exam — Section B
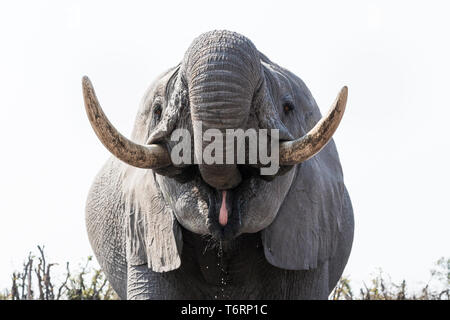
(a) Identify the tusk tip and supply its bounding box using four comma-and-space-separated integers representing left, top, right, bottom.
82, 76, 92, 89
338, 86, 348, 107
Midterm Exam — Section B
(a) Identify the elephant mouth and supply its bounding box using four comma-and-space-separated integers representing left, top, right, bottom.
207, 188, 241, 241
206, 166, 259, 241
176, 164, 264, 241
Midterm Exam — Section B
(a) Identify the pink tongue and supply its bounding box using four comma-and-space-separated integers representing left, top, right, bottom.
219, 191, 228, 226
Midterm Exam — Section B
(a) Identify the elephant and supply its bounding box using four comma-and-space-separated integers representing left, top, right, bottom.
82, 30, 354, 300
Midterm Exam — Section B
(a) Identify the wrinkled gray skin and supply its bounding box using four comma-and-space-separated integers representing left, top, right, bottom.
86, 30, 354, 299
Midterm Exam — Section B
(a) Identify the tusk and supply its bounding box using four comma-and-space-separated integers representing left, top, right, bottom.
82, 76, 172, 169
279, 86, 348, 165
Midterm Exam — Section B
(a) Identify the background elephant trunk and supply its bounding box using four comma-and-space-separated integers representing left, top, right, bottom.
183, 31, 262, 190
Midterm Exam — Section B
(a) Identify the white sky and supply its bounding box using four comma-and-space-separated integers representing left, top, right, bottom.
0, 0, 448, 292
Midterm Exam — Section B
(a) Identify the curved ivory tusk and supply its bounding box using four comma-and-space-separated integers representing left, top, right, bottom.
279, 86, 348, 165
82, 76, 172, 169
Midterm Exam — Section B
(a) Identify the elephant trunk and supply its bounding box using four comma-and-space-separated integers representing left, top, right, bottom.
184, 31, 262, 190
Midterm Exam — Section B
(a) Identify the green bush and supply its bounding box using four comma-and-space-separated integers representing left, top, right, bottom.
0, 246, 117, 300
331, 258, 449, 300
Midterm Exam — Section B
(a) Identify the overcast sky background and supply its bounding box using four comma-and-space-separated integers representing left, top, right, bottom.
0, 0, 448, 292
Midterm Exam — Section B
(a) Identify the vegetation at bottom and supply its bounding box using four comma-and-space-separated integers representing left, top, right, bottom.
0, 246, 448, 300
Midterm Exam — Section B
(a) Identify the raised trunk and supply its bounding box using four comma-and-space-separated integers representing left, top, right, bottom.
183, 31, 262, 189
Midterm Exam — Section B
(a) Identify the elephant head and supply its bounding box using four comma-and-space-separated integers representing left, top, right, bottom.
83, 30, 348, 273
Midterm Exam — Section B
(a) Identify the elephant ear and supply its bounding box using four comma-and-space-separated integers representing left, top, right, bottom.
261, 140, 346, 270
122, 166, 182, 272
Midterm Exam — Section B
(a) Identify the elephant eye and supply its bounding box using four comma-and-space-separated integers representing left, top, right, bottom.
153, 104, 162, 121
283, 102, 294, 114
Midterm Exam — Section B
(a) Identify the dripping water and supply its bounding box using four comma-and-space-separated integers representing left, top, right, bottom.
215, 240, 229, 299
